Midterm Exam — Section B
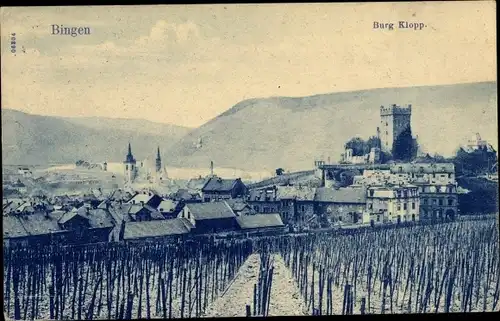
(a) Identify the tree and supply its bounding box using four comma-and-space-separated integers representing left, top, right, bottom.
392, 127, 417, 161
275, 168, 285, 176
345, 137, 368, 156
366, 136, 381, 149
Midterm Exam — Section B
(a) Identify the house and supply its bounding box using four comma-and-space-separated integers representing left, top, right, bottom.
390, 163, 456, 185
417, 184, 458, 220
127, 191, 163, 208
14, 211, 69, 246
58, 207, 115, 243
225, 198, 253, 216
107, 189, 134, 202
127, 204, 165, 222
236, 213, 286, 235
157, 199, 183, 219
247, 187, 281, 214
366, 185, 420, 224
314, 187, 367, 224
276, 185, 316, 224
201, 177, 247, 202
122, 218, 193, 243
179, 201, 239, 234
171, 189, 202, 203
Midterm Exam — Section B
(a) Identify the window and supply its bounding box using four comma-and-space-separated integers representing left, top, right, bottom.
432, 199, 437, 205
254, 206, 258, 211
377, 215, 381, 222
438, 199, 443, 206
368, 203, 373, 210
403, 203, 407, 210
412, 202, 415, 209
448, 199, 453, 206
301, 205, 305, 212
339, 216, 343, 222
448, 173, 451, 178
397, 205, 401, 211
188, 211, 191, 219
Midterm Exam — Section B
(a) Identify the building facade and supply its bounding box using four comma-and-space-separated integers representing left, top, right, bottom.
366, 185, 420, 224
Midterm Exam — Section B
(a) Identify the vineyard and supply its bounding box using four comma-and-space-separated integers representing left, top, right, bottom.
3, 218, 499, 319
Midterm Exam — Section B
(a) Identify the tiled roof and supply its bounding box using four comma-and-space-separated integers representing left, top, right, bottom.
314, 187, 367, 204
123, 218, 192, 240
276, 186, 316, 201
202, 177, 240, 192
185, 201, 236, 220
17, 212, 65, 236
3, 216, 29, 238
236, 214, 284, 229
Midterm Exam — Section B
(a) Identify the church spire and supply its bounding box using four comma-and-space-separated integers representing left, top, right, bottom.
155, 146, 161, 172
125, 142, 136, 163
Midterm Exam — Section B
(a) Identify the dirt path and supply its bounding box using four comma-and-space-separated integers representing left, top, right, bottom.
267, 254, 306, 316
202, 254, 261, 317
202, 253, 305, 318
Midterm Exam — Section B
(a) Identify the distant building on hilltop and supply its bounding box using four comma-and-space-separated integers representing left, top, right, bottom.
380, 104, 412, 153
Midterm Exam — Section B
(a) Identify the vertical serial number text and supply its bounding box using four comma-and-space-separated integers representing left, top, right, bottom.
11, 33, 16, 54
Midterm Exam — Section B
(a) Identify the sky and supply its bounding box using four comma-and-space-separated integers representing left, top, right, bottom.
1, 2, 496, 128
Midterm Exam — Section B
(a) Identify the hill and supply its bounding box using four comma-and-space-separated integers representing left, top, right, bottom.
1, 109, 191, 165
166, 82, 497, 171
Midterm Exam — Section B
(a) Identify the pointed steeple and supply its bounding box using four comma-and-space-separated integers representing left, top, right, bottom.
155, 146, 161, 172
125, 142, 136, 163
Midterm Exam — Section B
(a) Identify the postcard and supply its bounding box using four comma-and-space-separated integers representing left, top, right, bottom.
1, 2, 498, 319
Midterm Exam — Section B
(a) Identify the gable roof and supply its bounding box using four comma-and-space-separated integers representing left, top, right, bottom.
236, 214, 284, 229
58, 207, 115, 228
202, 177, 242, 192
17, 212, 66, 236
123, 218, 193, 240
185, 201, 236, 220
314, 187, 367, 204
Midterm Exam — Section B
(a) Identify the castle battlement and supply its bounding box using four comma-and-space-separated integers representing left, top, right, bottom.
380, 104, 412, 116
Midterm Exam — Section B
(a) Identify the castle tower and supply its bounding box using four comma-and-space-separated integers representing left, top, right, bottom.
380, 104, 412, 153
155, 147, 162, 173
124, 142, 137, 183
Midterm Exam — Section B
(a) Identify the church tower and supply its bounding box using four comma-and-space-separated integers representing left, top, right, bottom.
155, 147, 162, 173
124, 142, 137, 183
380, 104, 412, 153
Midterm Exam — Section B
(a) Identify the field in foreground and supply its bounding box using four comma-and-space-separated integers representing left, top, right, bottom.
3, 218, 499, 319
